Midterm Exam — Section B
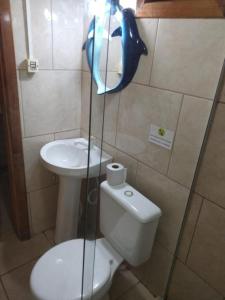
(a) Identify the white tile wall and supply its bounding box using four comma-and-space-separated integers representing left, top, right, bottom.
20, 70, 81, 137
52, 0, 84, 70
151, 19, 225, 99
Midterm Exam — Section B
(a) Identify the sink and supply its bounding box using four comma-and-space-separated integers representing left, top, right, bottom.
40, 138, 112, 244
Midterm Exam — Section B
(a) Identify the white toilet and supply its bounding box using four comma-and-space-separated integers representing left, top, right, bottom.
30, 181, 161, 300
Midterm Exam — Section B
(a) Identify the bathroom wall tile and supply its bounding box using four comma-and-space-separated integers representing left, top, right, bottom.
187, 200, 225, 296
177, 193, 203, 263
114, 151, 138, 186
102, 142, 117, 159
29, 186, 58, 235
167, 260, 223, 300
2, 260, 37, 300
81, 71, 120, 146
10, 0, 53, 69
116, 83, 182, 174
133, 242, 173, 297
109, 269, 139, 300
151, 19, 225, 99
54, 129, 80, 140
29, 0, 53, 69
119, 283, 155, 300
0, 233, 51, 275
0, 282, 7, 300
10, 0, 27, 69
136, 163, 189, 253
92, 139, 117, 159
132, 19, 158, 85
195, 103, 225, 209
81, 71, 91, 131
20, 70, 81, 137
23, 134, 55, 192
168, 96, 212, 188
52, 0, 83, 70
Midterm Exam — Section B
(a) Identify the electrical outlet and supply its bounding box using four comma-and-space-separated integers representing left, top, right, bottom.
27, 59, 39, 73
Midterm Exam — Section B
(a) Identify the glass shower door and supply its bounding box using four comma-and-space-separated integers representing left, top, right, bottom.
81, 0, 112, 299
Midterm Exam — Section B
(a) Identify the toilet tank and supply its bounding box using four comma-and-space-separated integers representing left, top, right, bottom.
100, 181, 161, 267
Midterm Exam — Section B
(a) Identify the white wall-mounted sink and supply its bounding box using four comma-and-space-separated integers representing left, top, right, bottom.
40, 138, 112, 244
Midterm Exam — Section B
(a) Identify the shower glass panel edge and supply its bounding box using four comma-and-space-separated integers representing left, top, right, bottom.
81, 1, 112, 299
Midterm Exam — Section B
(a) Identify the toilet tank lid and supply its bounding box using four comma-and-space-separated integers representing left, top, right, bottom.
101, 181, 162, 223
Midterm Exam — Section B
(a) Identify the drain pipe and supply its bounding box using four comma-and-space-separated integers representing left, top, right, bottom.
24, 0, 39, 73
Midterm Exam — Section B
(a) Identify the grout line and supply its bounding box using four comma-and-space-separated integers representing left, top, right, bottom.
196, 194, 225, 212
50, 0, 54, 70
43, 228, 55, 246
28, 183, 58, 195
0, 254, 41, 278
82, 70, 213, 103
0, 233, 51, 278
0, 277, 10, 300
184, 196, 204, 264
115, 281, 140, 300
23, 128, 80, 139
17, 70, 26, 138
149, 84, 214, 102
148, 19, 159, 86
176, 258, 224, 298
104, 138, 190, 191
114, 90, 122, 149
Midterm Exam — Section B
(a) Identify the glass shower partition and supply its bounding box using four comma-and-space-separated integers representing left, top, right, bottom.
80, 1, 224, 299
81, 0, 113, 299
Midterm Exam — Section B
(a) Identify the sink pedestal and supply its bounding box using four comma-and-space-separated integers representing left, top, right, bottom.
55, 176, 81, 244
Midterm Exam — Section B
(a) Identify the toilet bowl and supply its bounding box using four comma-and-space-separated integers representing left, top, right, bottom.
30, 180, 161, 300
30, 238, 123, 300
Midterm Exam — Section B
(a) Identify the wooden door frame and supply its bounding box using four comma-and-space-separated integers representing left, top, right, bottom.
0, 0, 30, 239
136, 0, 225, 18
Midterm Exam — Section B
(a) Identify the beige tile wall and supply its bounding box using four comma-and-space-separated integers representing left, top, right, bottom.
168, 84, 225, 299
10, 2, 225, 298
81, 18, 225, 297
10, 0, 83, 235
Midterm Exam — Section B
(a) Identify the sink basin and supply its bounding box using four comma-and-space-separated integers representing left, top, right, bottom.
40, 138, 112, 178
40, 138, 112, 244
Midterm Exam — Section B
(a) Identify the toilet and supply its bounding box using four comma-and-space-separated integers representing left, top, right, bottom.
30, 181, 161, 300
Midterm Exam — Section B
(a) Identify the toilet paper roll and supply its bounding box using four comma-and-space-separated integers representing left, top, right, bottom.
106, 163, 127, 186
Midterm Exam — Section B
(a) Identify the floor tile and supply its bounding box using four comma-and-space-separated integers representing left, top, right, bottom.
2, 260, 36, 300
109, 268, 139, 300
118, 283, 155, 300
44, 229, 55, 245
133, 242, 173, 298
177, 193, 203, 263
0, 233, 51, 275
187, 200, 225, 296
0, 281, 7, 300
167, 260, 223, 300
0, 175, 13, 237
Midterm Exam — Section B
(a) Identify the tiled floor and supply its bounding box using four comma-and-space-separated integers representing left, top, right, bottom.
0, 179, 156, 300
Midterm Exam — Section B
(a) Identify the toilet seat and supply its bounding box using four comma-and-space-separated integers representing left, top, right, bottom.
30, 239, 114, 300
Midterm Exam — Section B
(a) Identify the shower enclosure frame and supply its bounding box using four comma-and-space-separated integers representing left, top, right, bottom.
0, 0, 30, 240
